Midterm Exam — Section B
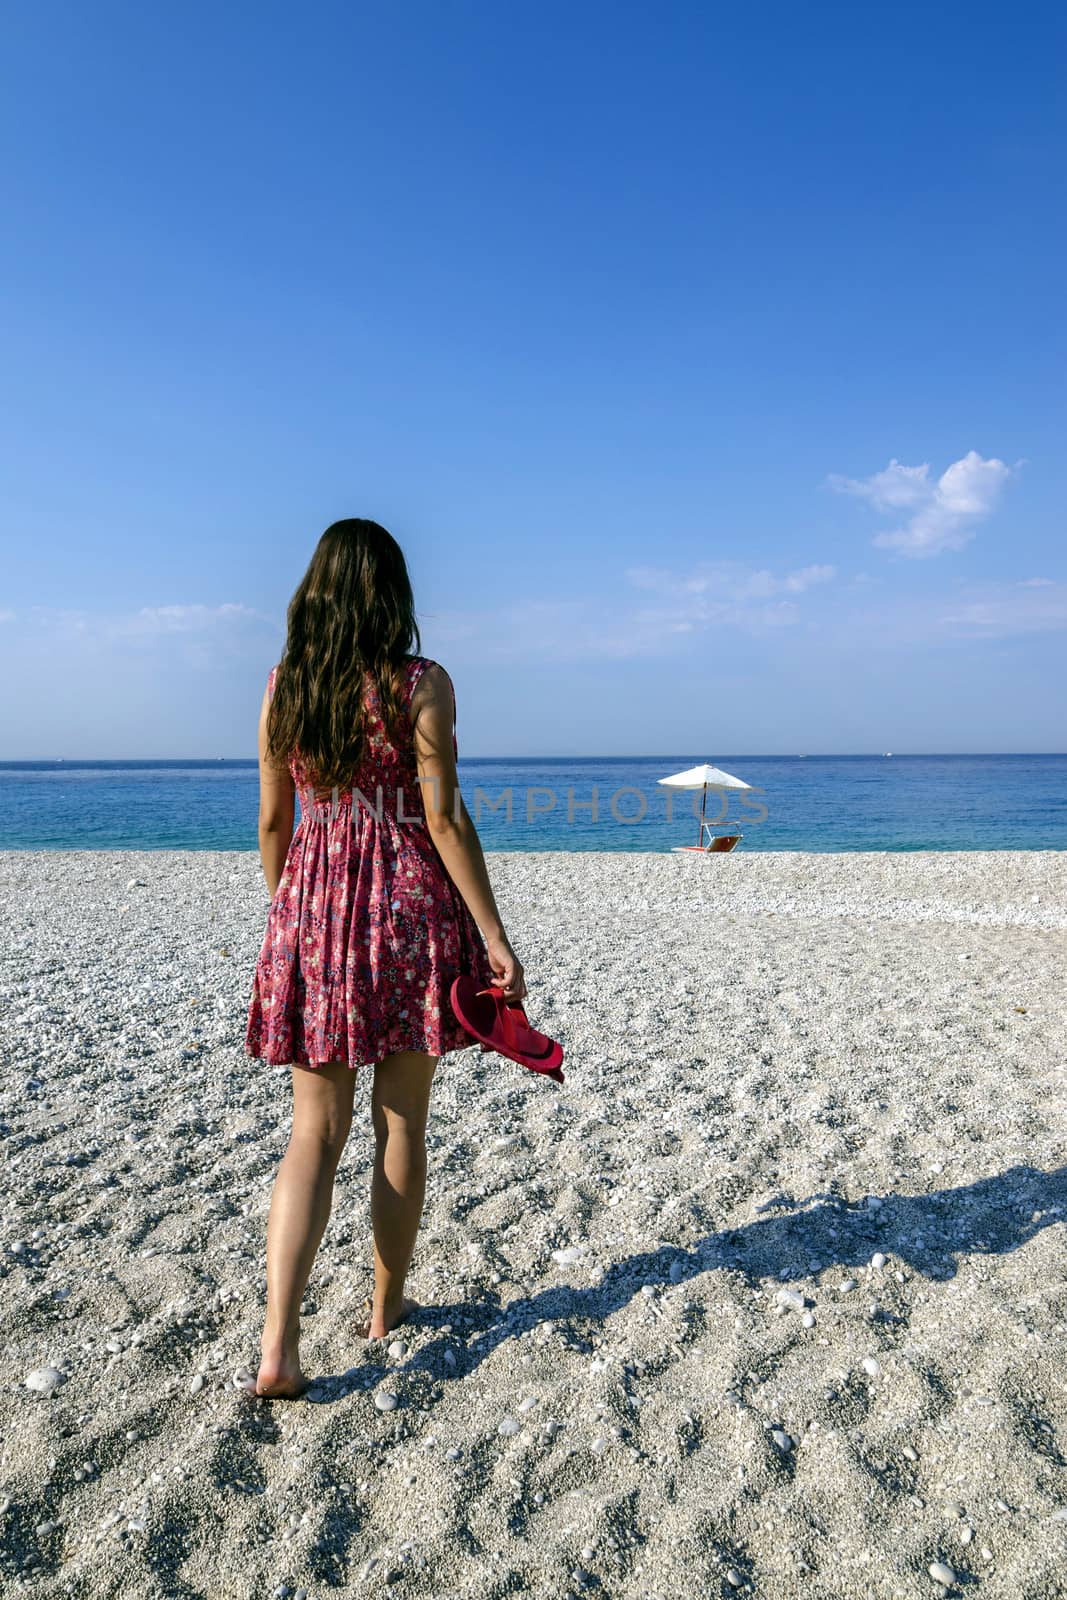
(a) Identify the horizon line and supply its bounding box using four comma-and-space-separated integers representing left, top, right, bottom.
3, 751, 1066, 764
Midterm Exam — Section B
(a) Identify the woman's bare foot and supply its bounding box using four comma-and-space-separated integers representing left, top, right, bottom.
357, 1294, 420, 1341
256, 1343, 309, 1399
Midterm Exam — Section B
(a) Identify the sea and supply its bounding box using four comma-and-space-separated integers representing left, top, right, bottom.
0, 755, 1064, 853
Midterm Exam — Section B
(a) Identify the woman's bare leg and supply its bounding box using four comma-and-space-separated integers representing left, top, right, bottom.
361, 1049, 439, 1340
257, 1060, 355, 1396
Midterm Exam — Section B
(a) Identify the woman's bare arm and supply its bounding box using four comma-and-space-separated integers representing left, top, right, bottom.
256, 682, 296, 899
410, 664, 526, 1000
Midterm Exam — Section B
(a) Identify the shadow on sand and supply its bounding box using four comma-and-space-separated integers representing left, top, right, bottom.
292, 1162, 1067, 1403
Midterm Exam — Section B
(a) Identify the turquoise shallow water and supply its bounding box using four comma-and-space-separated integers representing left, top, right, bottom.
0, 755, 1064, 852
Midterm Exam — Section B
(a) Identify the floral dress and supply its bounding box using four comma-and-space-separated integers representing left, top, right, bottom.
244, 655, 495, 1070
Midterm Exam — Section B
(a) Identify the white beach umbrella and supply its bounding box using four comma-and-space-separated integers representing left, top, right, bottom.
657, 763, 751, 791
657, 762, 751, 847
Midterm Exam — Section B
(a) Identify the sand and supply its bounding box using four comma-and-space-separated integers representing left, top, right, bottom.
0, 848, 1065, 1599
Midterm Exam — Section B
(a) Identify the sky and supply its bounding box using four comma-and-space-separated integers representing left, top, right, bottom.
1, 0, 1064, 758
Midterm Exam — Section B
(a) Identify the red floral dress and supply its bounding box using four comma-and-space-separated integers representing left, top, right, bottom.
244, 655, 494, 1071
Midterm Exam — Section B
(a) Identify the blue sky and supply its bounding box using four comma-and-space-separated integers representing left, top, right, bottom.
1, 0, 1064, 757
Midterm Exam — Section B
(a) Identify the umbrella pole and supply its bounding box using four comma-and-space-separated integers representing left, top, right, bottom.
698, 783, 707, 847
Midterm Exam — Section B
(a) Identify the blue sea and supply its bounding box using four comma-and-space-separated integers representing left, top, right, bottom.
0, 755, 1064, 852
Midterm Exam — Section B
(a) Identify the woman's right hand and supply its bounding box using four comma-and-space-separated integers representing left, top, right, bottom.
486, 932, 526, 1002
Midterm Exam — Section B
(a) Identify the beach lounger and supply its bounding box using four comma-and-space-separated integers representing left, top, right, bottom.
671, 824, 742, 853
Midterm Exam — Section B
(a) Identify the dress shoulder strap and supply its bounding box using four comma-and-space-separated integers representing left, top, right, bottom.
405, 656, 459, 758
404, 655, 433, 702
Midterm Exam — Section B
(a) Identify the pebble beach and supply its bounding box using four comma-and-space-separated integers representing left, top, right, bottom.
1, 847, 1066, 1599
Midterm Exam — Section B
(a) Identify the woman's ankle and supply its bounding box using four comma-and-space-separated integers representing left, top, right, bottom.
261, 1312, 300, 1350
372, 1283, 409, 1310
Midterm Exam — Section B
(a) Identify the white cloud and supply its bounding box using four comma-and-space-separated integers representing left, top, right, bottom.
113, 602, 276, 636
424, 561, 837, 661
625, 560, 836, 603
13, 602, 282, 677
938, 579, 1067, 636
822, 573, 1067, 649
830, 459, 932, 512
615, 561, 833, 641
829, 450, 1012, 556
620, 561, 836, 639
23, 601, 279, 640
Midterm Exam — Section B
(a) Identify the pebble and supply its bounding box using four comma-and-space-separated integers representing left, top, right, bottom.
518, 1396, 538, 1412
387, 1340, 408, 1360
725, 1568, 744, 1588
959, 1526, 974, 1545
498, 1416, 520, 1436
801, 1311, 815, 1328
870, 1252, 887, 1270
839, 1279, 858, 1294
373, 1390, 399, 1412
770, 1428, 793, 1452
862, 1357, 881, 1377
775, 1287, 805, 1314
928, 1560, 956, 1587
902, 1445, 918, 1462
24, 1366, 66, 1396
446, 1447, 462, 1460
551, 1246, 583, 1265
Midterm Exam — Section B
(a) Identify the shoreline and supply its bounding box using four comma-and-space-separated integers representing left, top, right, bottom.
1, 850, 1065, 1594
3, 840, 1067, 858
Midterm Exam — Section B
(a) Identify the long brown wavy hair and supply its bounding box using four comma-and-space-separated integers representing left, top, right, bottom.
265, 519, 422, 789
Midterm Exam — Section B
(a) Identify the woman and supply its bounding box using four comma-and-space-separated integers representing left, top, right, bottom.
245, 518, 525, 1399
